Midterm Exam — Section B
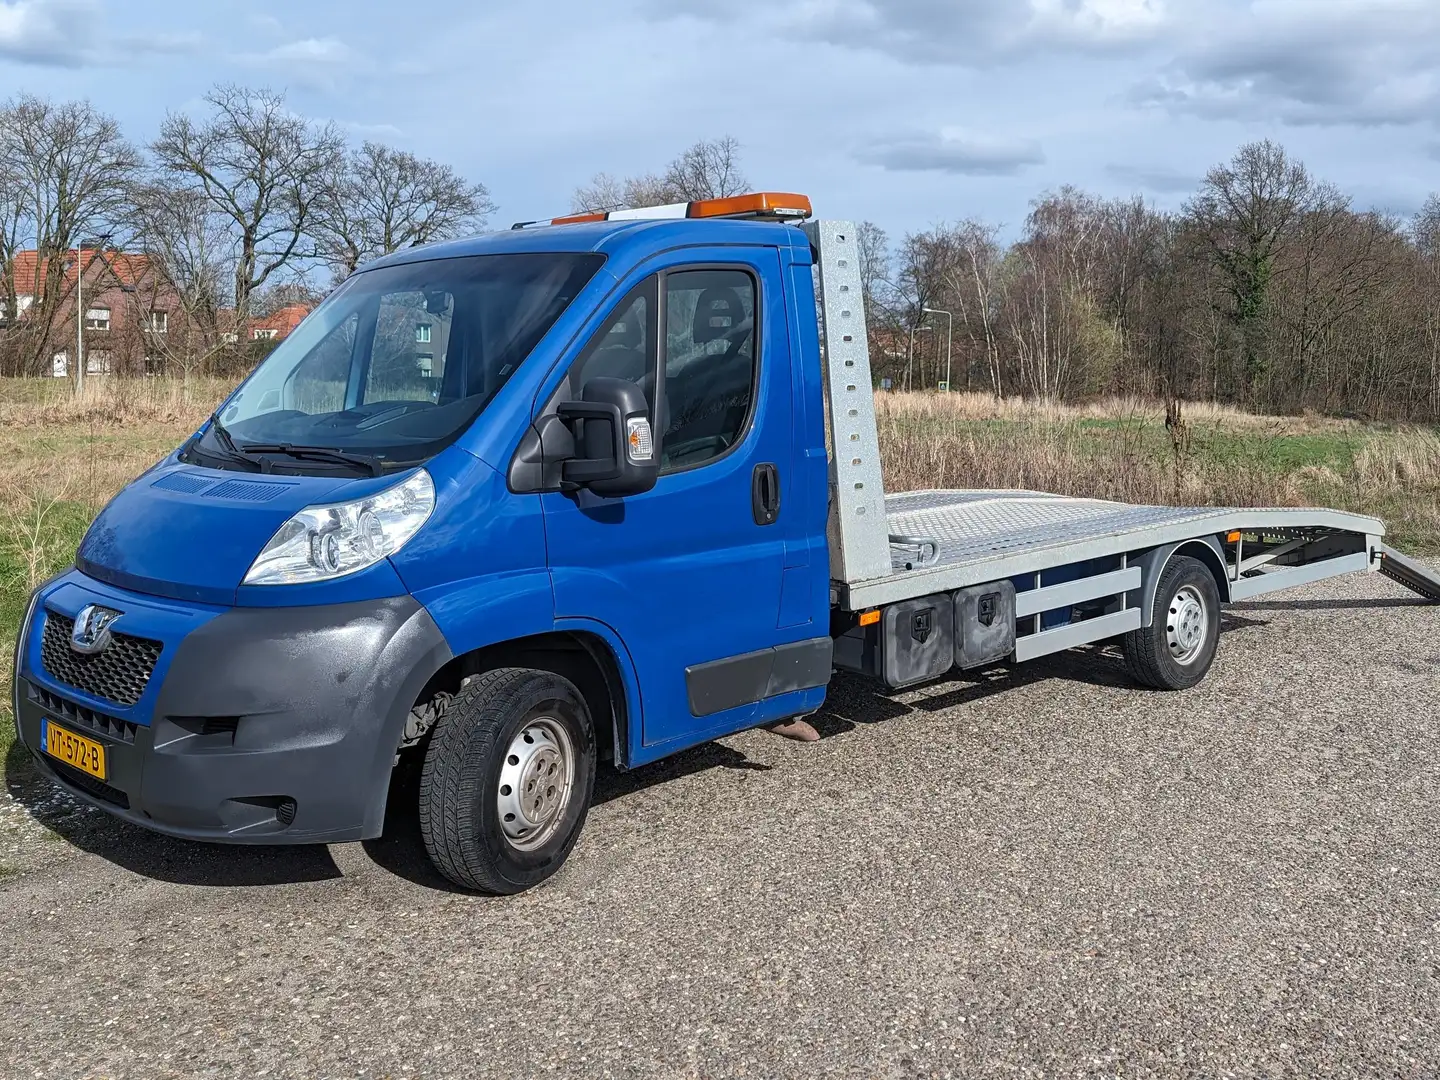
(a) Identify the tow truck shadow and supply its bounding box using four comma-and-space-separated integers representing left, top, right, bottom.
361, 741, 773, 891
3, 741, 344, 887
811, 612, 1268, 738
1233, 597, 1430, 611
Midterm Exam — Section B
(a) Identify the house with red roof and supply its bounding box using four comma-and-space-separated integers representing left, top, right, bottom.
1, 247, 185, 377
221, 303, 312, 345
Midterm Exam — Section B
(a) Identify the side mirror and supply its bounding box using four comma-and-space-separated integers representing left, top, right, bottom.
556, 377, 657, 497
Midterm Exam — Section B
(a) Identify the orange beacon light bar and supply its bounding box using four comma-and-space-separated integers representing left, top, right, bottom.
514, 192, 814, 230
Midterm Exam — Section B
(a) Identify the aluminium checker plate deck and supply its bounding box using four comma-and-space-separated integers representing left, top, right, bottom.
834, 488, 1386, 610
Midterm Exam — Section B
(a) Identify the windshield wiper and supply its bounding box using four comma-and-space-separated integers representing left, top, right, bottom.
189, 411, 260, 470
209, 411, 243, 456
237, 442, 386, 477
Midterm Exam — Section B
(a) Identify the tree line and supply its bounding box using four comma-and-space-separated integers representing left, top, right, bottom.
0, 85, 493, 379
578, 138, 1440, 422
859, 141, 1440, 420
6, 90, 1437, 422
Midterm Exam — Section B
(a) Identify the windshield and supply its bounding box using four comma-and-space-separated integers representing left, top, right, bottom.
195, 252, 604, 472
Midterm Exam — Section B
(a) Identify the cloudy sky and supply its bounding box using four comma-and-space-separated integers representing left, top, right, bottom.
1, 0, 1436, 240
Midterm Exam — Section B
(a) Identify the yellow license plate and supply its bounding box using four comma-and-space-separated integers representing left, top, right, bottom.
43, 720, 107, 780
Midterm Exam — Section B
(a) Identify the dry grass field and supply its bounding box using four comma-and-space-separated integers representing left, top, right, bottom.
3, 377, 1440, 761
876, 390, 1440, 549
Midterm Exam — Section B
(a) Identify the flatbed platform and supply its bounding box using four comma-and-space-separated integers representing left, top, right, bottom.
838, 488, 1386, 609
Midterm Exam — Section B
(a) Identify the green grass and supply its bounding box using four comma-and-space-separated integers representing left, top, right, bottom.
1, 501, 93, 764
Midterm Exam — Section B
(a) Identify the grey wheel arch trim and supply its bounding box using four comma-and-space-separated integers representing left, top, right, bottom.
1129, 537, 1230, 627
361, 605, 455, 835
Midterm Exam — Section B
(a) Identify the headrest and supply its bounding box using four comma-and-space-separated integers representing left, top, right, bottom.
604, 303, 644, 350
692, 286, 744, 345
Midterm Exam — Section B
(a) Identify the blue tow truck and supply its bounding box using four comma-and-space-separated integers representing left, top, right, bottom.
12, 193, 1440, 892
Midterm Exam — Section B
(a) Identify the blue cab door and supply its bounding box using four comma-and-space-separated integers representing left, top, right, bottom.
541, 245, 820, 758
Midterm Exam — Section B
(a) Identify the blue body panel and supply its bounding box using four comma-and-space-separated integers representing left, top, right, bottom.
33, 217, 834, 776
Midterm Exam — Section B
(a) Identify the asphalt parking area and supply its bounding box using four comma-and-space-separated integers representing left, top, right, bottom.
3, 567, 1437, 1078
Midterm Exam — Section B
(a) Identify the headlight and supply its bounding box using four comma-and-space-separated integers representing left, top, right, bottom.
243, 470, 435, 586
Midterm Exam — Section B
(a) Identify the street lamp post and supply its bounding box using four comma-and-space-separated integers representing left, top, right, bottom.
922, 307, 953, 391
75, 248, 85, 396
72, 233, 113, 395
905, 323, 932, 392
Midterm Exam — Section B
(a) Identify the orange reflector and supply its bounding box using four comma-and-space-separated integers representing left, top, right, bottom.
1226, 531, 1242, 543
549, 212, 607, 225
687, 192, 813, 220
859, 610, 880, 626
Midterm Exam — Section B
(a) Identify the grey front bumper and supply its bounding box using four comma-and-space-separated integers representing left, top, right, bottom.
16, 596, 451, 844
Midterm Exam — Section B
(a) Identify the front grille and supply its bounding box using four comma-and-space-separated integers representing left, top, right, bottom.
40, 612, 162, 708
29, 686, 139, 744
49, 760, 131, 810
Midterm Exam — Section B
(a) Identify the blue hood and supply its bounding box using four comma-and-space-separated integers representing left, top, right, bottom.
77, 461, 358, 606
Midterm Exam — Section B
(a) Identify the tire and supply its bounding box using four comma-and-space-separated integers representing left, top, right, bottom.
419, 667, 596, 894
1122, 555, 1221, 690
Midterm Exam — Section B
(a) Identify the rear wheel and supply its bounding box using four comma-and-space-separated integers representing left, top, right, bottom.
419, 667, 595, 894
1123, 556, 1221, 690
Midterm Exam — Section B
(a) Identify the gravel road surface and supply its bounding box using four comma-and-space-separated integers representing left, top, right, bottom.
2, 567, 1438, 1079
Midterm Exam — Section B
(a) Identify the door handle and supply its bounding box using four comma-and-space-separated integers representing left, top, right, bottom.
752, 463, 780, 526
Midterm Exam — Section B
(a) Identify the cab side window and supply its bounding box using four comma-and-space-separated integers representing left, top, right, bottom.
661, 269, 756, 470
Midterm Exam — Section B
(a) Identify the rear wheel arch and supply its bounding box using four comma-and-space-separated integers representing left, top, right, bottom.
1131, 537, 1230, 626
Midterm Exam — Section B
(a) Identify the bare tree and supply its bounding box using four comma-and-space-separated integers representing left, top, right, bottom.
663, 136, 748, 200
125, 180, 237, 381
0, 94, 140, 377
0, 134, 25, 339
152, 85, 343, 324
571, 171, 675, 214
855, 221, 892, 313
571, 137, 749, 213
893, 228, 962, 389
948, 221, 1004, 396
1411, 195, 1440, 417
313, 141, 496, 278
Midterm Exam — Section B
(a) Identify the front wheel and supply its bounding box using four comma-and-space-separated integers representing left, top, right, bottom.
419, 667, 596, 894
1122, 556, 1221, 690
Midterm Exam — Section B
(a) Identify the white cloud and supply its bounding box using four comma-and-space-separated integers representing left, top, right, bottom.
0, 0, 202, 66
1103, 162, 1197, 194
0, 0, 96, 66
1133, 0, 1440, 127
255, 36, 356, 64
247, 12, 284, 35
338, 119, 405, 139
1028, 0, 1167, 46
651, 0, 1172, 62
234, 35, 365, 93
859, 129, 1046, 175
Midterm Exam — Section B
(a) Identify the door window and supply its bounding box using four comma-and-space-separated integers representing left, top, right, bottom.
661, 269, 756, 470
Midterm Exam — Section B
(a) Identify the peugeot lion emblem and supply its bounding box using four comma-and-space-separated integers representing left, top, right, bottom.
70, 605, 122, 655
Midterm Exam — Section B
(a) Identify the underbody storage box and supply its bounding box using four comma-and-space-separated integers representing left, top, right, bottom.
953, 580, 1016, 669
834, 593, 954, 689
